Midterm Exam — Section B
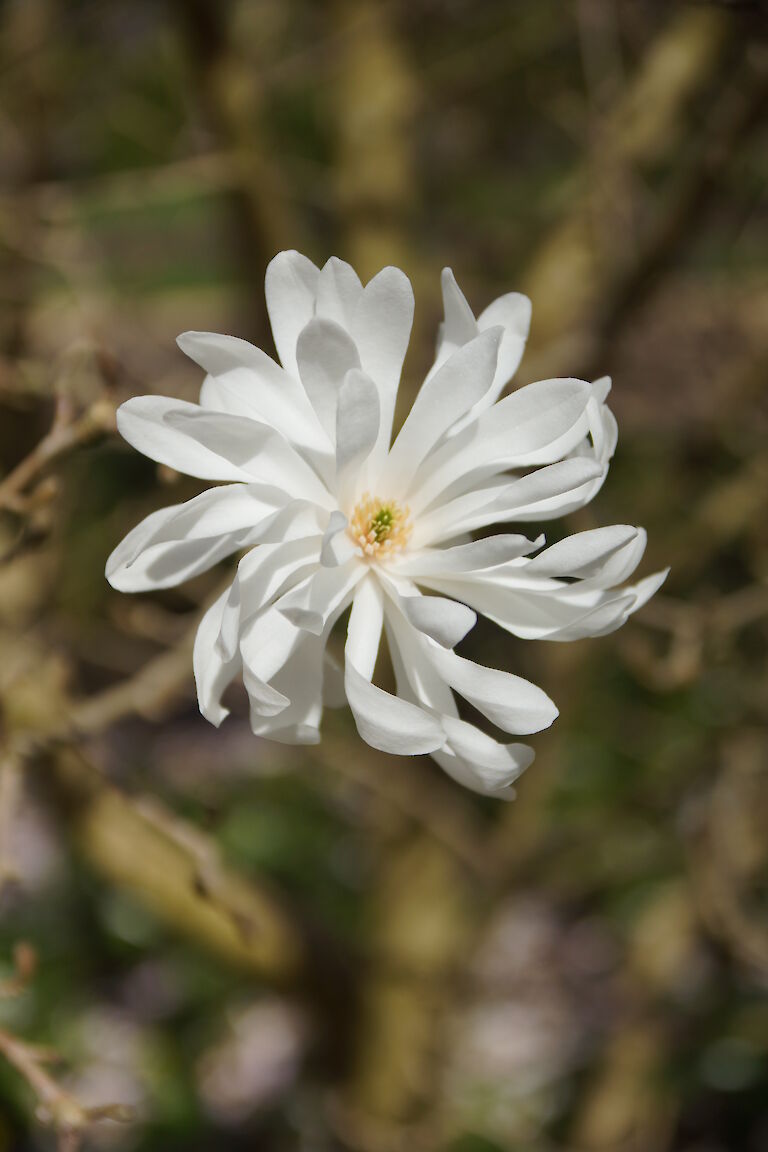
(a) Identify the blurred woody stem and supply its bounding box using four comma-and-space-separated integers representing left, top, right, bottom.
0, 396, 115, 515
0, 945, 132, 1150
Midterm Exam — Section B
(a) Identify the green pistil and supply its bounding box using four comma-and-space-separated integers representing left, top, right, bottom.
370, 506, 395, 541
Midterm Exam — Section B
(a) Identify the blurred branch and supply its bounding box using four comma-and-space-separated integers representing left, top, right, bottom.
0, 752, 22, 896
332, 0, 418, 278
0, 943, 132, 1150
686, 732, 768, 976
521, 5, 746, 380
48, 747, 307, 986
172, 0, 304, 343
0, 396, 114, 516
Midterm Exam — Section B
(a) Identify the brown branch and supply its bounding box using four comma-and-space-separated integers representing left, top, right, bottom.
0, 945, 132, 1149
0, 397, 115, 515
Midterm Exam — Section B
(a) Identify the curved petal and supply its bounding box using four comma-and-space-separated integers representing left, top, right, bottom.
409, 377, 593, 513
414, 458, 605, 547
335, 369, 380, 500
296, 317, 361, 442
351, 267, 414, 468
265, 250, 320, 379
524, 525, 645, 586
438, 716, 534, 795
344, 576, 444, 755
315, 257, 363, 329
277, 561, 363, 635
194, 587, 242, 727
426, 644, 558, 735
385, 607, 532, 796
378, 574, 476, 648
320, 511, 357, 567
106, 484, 285, 593
390, 533, 543, 579
381, 328, 502, 496
181, 331, 331, 461
117, 397, 335, 507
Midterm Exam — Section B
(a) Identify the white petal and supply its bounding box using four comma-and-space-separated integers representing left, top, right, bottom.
428, 275, 531, 433
439, 716, 534, 793
345, 577, 444, 755
105, 484, 284, 593
240, 602, 303, 688
382, 328, 502, 496
249, 632, 326, 744
242, 661, 291, 718
439, 267, 478, 351
296, 317, 361, 442
592, 375, 612, 404
426, 644, 558, 735
391, 588, 476, 648
351, 267, 414, 467
628, 568, 669, 612
219, 532, 322, 660
277, 561, 363, 635
181, 331, 331, 461
385, 607, 531, 796
320, 511, 357, 567
194, 587, 242, 727
415, 458, 604, 547
117, 396, 335, 507
390, 533, 543, 578
477, 291, 531, 396
265, 250, 320, 379
410, 377, 593, 513
524, 525, 641, 579
315, 257, 363, 329
335, 369, 380, 493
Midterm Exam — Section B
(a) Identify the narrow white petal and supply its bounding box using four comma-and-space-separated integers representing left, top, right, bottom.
390, 533, 543, 578
415, 458, 604, 547
320, 511, 357, 567
249, 631, 326, 744
426, 644, 558, 735
181, 331, 331, 460
315, 257, 363, 329
106, 484, 284, 593
389, 587, 476, 648
440, 267, 478, 349
525, 525, 640, 578
265, 251, 320, 379
352, 267, 414, 467
382, 328, 502, 495
277, 562, 363, 635
117, 397, 335, 507
440, 715, 534, 792
628, 568, 669, 611
240, 603, 303, 688
345, 577, 444, 755
296, 317, 361, 442
386, 607, 531, 796
194, 588, 241, 727
477, 291, 531, 396
218, 521, 323, 660
335, 369, 380, 493
410, 377, 593, 513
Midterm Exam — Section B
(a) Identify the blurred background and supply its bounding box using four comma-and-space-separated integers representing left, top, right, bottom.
1, 1, 767, 1149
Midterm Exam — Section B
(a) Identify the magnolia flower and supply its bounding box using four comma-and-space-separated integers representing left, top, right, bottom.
106, 252, 666, 797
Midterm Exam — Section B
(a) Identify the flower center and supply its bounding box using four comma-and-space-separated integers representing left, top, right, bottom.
349, 493, 412, 558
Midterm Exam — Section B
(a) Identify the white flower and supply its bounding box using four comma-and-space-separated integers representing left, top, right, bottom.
106, 252, 667, 798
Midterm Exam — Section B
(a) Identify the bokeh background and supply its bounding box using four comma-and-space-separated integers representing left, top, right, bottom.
1, 1, 767, 1149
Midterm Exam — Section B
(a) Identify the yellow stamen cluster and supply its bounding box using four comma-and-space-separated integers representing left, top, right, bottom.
349, 493, 412, 558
